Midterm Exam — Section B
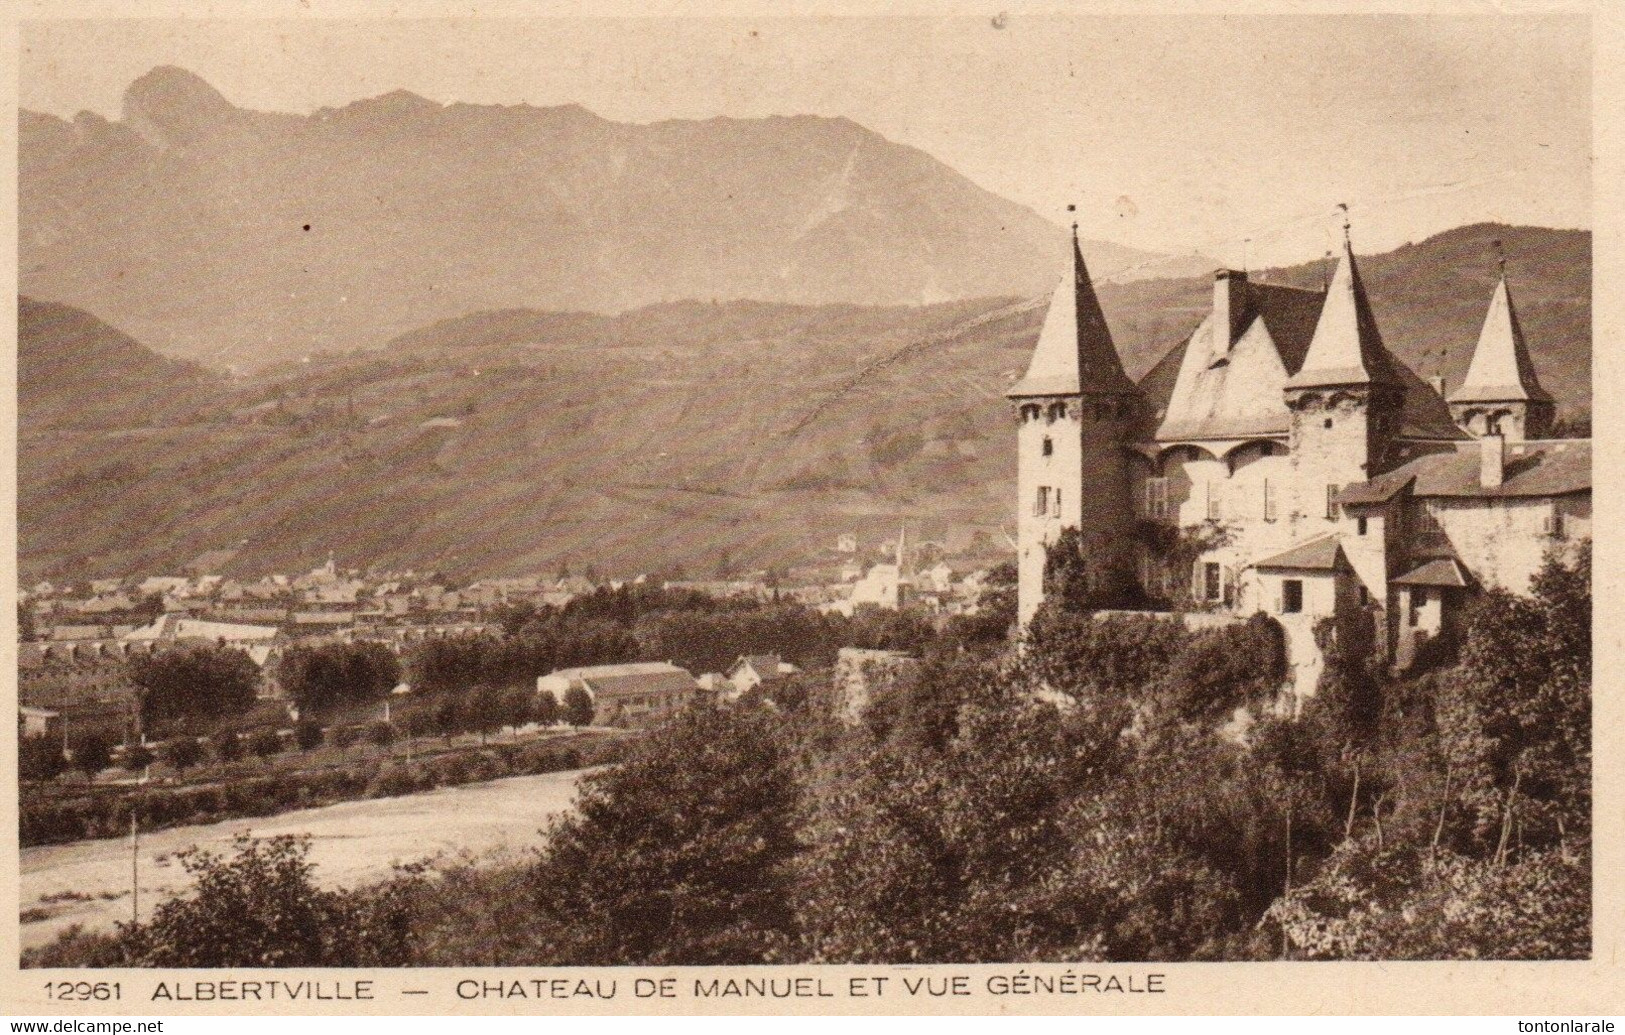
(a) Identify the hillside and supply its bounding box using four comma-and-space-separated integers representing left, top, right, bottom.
19, 66, 1188, 369
18, 296, 220, 430
17, 223, 1589, 584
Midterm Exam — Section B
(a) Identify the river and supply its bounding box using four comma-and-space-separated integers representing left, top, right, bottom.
20, 767, 587, 952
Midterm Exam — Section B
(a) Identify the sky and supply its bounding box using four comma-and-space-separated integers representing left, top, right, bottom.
19, 12, 1591, 269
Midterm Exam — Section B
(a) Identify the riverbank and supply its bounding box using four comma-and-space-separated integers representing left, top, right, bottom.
20, 766, 590, 952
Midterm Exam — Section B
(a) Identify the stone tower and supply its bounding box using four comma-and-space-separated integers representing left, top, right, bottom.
1007, 227, 1142, 627
1283, 229, 1406, 526
1447, 268, 1555, 442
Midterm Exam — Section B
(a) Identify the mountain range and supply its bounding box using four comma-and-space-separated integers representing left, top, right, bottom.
20, 66, 1203, 369
17, 222, 1589, 584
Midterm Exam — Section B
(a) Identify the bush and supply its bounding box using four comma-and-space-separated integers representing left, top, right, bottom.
210, 729, 243, 763
71, 735, 113, 776
563, 686, 595, 727
293, 720, 325, 752
248, 730, 283, 758
20, 737, 67, 782
328, 725, 362, 749
116, 834, 418, 966
161, 738, 205, 773
368, 721, 397, 747
121, 744, 155, 773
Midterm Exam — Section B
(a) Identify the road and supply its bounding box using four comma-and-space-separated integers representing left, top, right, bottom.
20, 767, 588, 952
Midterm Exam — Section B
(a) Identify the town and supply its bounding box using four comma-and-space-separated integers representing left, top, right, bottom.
18, 531, 1004, 793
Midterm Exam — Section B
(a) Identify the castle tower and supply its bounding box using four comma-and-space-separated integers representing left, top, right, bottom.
1007, 225, 1142, 626
1447, 264, 1555, 442
1283, 225, 1406, 522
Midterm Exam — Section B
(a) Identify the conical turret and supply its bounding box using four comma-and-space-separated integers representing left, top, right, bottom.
1006, 229, 1138, 399
1448, 266, 1554, 440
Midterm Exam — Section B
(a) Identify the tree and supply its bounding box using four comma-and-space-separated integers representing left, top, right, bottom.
210, 729, 243, 763
19, 736, 66, 781
128, 645, 261, 738
161, 738, 205, 773
275, 642, 401, 718
467, 687, 506, 745
520, 705, 800, 964
563, 686, 595, 727
293, 720, 325, 751
121, 744, 154, 774
116, 834, 418, 966
249, 729, 283, 758
70, 735, 112, 776
533, 690, 560, 728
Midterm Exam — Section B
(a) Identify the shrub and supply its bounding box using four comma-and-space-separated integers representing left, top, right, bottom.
120, 744, 155, 773
328, 725, 362, 750
293, 720, 325, 752
248, 730, 283, 758
563, 686, 595, 727
211, 729, 243, 763
20, 737, 67, 782
368, 721, 397, 747
161, 738, 205, 773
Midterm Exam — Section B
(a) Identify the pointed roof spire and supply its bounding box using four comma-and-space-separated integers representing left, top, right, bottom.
1286, 215, 1400, 389
1449, 262, 1553, 404
1006, 212, 1138, 398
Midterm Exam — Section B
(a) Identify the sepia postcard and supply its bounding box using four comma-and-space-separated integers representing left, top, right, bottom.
1, 0, 1621, 1017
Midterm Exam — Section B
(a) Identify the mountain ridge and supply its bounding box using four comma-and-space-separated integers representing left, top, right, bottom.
20, 67, 1199, 369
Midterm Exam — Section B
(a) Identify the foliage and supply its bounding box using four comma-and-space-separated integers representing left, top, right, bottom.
20, 736, 67, 782
293, 720, 325, 752
71, 735, 113, 776
128, 645, 261, 738
563, 686, 595, 727
210, 729, 243, 763
161, 738, 205, 772
275, 642, 400, 717
515, 704, 800, 964
116, 834, 418, 966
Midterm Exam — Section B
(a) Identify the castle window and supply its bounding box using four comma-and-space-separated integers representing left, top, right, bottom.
1034, 486, 1050, 517
1206, 484, 1221, 520
1323, 418, 1334, 430
1357, 516, 1368, 536
1325, 484, 1341, 520
1145, 478, 1170, 520
1263, 480, 1276, 522
1054, 488, 1063, 519
1203, 562, 1222, 602
1042, 436, 1053, 457
1281, 579, 1304, 614
1544, 504, 1565, 538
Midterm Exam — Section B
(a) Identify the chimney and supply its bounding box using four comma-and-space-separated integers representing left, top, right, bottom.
1429, 374, 1446, 398
1213, 269, 1248, 349
1480, 432, 1505, 489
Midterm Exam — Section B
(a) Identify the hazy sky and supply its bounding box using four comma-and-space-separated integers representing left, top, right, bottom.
19, 13, 1591, 269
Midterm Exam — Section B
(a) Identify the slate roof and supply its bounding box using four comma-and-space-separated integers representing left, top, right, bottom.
1449, 276, 1554, 405
1254, 534, 1348, 572
1285, 239, 1403, 390
1141, 274, 1463, 443
1007, 232, 1139, 399
1336, 439, 1590, 504
1393, 558, 1471, 589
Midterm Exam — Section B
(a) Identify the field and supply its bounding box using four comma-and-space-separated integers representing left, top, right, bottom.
19, 766, 589, 952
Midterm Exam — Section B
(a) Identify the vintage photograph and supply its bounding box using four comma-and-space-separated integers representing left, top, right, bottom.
13, 9, 1592, 973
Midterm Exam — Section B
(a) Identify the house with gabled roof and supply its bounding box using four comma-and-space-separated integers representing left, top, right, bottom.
1010, 220, 1589, 692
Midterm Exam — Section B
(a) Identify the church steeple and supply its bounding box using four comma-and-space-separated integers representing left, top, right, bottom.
1286, 223, 1400, 391
1006, 225, 1137, 399
1448, 252, 1554, 441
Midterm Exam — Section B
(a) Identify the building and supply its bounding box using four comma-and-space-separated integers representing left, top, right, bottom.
726, 654, 801, 698
536, 661, 701, 727
1010, 223, 1589, 693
